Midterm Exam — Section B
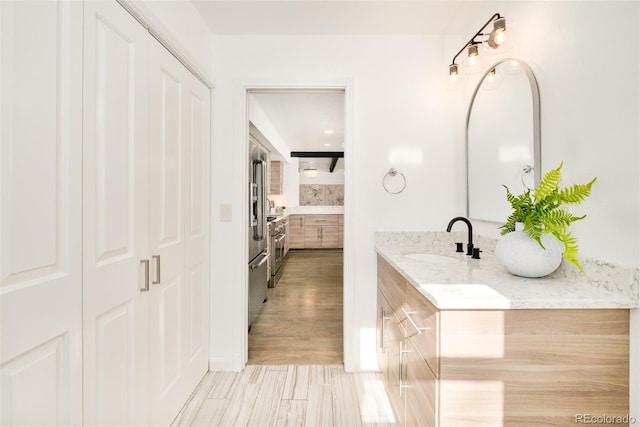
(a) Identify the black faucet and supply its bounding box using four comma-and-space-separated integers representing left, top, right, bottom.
446, 216, 474, 256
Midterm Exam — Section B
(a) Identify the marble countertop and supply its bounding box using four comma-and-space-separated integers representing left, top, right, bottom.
375, 231, 639, 310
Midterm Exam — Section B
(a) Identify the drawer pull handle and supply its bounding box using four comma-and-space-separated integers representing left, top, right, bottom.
399, 341, 411, 396
402, 308, 429, 334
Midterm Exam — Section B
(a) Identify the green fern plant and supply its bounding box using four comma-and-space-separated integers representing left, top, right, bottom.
499, 162, 597, 272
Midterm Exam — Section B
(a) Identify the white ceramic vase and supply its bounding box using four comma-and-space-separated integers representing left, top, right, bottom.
495, 222, 563, 278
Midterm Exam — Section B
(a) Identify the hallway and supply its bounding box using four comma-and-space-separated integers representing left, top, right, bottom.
172, 250, 398, 426
248, 250, 344, 365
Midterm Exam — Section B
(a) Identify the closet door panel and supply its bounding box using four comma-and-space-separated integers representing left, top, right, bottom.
148, 40, 210, 425
148, 42, 188, 424
82, 2, 150, 425
183, 78, 210, 373
0, 1, 83, 425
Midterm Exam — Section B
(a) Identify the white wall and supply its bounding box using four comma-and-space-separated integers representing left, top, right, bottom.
456, 3, 639, 416
209, 34, 465, 371
207, 1, 639, 414
299, 169, 345, 185
136, 0, 214, 80
464, 3, 639, 269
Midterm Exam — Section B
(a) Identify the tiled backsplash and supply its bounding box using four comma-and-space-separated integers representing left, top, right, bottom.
300, 184, 344, 206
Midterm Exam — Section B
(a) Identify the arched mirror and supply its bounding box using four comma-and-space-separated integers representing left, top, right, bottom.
466, 59, 541, 223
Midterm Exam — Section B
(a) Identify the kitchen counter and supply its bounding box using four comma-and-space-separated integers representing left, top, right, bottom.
375, 231, 639, 310
286, 206, 344, 215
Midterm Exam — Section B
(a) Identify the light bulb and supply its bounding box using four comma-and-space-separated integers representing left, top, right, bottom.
494, 31, 505, 46
486, 68, 496, 83
486, 17, 507, 50
467, 45, 479, 64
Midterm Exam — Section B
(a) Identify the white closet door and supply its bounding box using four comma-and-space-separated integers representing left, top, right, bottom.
0, 1, 83, 425
183, 53, 211, 379
180, 44, 211, 409
82, 1, 150, 425
147, 40, 210, 425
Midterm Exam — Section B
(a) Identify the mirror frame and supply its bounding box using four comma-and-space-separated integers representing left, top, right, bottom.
465, 58, 542, 222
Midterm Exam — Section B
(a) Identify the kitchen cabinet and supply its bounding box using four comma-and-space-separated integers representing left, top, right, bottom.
377, 255, 629, 426
284, 218, 290, 256
338, 214, 344, 248
304, 215, 339, 248
289, 215, 305, 249
288, 214, 343, 249
269, 161, 282, 195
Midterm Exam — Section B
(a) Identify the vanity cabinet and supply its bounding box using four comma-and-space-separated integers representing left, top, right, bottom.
377, 255, 630, 426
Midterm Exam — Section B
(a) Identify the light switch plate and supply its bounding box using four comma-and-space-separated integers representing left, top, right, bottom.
220, 204, 232, 222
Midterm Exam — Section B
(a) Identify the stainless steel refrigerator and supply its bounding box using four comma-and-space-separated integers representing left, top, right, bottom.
248, 139, 269, 329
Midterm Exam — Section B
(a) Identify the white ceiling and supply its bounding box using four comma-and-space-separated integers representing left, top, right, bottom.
196, 1, 492, 172
250, 91, 345, 171
191, 1, 495, 35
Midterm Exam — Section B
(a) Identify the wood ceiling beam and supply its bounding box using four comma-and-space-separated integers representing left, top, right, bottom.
290, 151, 344, 158
329, 157, 339, 173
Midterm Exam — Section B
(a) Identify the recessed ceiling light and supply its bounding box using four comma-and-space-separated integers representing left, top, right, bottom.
323, 129, 334, 134
323, 143, 332, 147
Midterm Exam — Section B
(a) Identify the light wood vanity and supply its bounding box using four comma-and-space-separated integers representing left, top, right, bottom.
376, 232, 636, 427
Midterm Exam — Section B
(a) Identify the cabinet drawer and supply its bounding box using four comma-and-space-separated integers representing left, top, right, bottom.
377, 256, 406, 315
404, 338, 437, 427
305, 214, 339, 226
405, 284, 439, 378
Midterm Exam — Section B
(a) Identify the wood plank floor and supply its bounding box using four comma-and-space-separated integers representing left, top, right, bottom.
171, 365, 398, 427
248, 249, 344, 365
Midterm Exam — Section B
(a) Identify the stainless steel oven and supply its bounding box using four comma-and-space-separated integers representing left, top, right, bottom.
268, 217, 287, 287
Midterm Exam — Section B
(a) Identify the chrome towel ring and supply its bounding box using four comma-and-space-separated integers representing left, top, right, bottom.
521, 164, 534, 190
383, 168, 406, 194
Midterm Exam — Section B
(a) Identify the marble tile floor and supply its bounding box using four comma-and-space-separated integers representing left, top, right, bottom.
171, 364, 398, 427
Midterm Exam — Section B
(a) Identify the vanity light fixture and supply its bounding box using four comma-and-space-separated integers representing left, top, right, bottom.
448, 13, 507, 81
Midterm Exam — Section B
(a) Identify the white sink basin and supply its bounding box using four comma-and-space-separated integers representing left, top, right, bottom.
403, 253, 461, 264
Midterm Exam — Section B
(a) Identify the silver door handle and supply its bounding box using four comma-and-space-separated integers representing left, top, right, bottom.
402, 308, 428, 335
399, 341, 411, 396
152, 255, 161, 284
380, 307, 386, 350
250, 254, 269, 270
140, 259, 150, 292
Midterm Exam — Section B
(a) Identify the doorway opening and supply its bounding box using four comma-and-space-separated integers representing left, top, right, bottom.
246, 88, 346, 365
